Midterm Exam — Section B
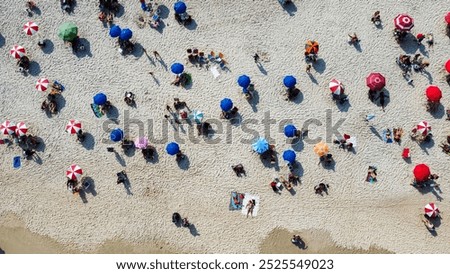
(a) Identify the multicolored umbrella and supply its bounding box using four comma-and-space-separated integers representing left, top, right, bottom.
416, 121, 431, 136
329, 79, 344, 95
134, 136, 149, 149
65, 119, 82, 134
413, 164, 430, 182
15, 122, 28, 136
1, 121, 17, 135
252, 137, 269, 154
66, 164, 83, 181
58, 22, 78, 42
188, 110, 204, 123
445, 59, 450, 74
314, 141, 329, 156
305, 40, 319, 55
394, 14, 414, 31
424, 203, 440, 218
425, 86, 442, 102
366, 72, 386, 91
23, 21, 39, 35
10, 45, 26, 59
36, 78, 49, 92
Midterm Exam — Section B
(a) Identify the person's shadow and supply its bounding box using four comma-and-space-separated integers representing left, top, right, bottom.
0, 33, 5, 48
114, 151, 126, 166
74, 38, 92, 58
81, 132, 95, 150
82, 176, 97, 197
189, 224, 200, 236
41, 39, 55, 54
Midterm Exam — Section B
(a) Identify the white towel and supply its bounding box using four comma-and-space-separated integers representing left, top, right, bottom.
241, 194, 260, 217
210, 66, 220, 79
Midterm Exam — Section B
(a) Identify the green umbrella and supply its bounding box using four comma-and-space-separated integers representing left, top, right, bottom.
58, 22, 78, 42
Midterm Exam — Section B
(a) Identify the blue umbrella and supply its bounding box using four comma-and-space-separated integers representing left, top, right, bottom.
93, 93, 107, 105
141, 2, 149, 11
283, 75, 297, 88
119, 28, 133, 40
109, 25, 121, 38
282, 150, 296, 163
110, 128, 124, 142
237, 75, 251, 89
166, 142, 180, 155
284, 124, 297, 138
174, 1, 187, 14
220, 98, 233, 112
252, 137, 269, 154
171, 63, 184, 74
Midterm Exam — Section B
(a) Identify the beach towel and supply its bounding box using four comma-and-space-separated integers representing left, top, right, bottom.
241, 194, 260, 217
90, 103, 103, 118
53, 81, 65, 92
210, 66, 220, 79
229, 192, 245, 210
382, 129, 393, 143
13, 156, 21, 169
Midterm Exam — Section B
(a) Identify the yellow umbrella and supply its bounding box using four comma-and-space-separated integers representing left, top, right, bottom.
314, 141, 329, 156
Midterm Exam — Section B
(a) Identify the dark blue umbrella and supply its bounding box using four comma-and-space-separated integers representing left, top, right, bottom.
237, 75, 251, 89
166, 142, 180, 155
171, 63, 184, 74
284, 124, 297, 138
220, 98, 233, 112
110, 128, 124, 142
141, 2, 149, 11
109, 25, 121, 38
283, 75, 297, 88
93, 93, 107, 105
119, 28, 133, 40
282, 150, 296, 163
174, 1, 187, 14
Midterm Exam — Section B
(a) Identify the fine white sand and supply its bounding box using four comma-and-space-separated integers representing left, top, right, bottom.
1, 0, 450, 253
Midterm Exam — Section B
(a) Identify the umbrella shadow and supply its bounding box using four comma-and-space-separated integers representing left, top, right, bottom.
185, 19, 198, 31
155, 20, 167, 34
282, 1, 297, 16
0, 33, 5, 48
416, 185, 443, 201
177, 155, 190, 170
336, 98, 351, 112
291, 138, 304, 152
114, 151, 126, 166
81, 132, 95, 150
41, 39, 54, 54
54, 95, 66, 112
28, 61, 41, 76
312, 59, 326, 74
419, 138, 435, 152
115, 4, 125, 18
158, 5, 170, 19
230, 113, 242, 127
320, 159, 336, 171
131, 42, 144, 58
74, 38, 92, 58
291, 90, 304, 104
293, 161, 304, 178
430, 104, 445, 119
145, 150, 159, 164
189, 224, 200, 236
106, 105, 120, 120
375, 89, 390, 111
248, 90, 260, 112
307, 73, 318, 84
82, 176, 97, 197
123, 146, 136, 157
399, 35, 419, 54
257, 63, 267, 75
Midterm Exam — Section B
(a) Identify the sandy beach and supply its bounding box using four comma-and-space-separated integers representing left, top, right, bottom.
1, 0, 450, 254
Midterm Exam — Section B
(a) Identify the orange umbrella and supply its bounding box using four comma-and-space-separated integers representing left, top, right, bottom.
305, 40, 319, 55
314, 141, 329, 156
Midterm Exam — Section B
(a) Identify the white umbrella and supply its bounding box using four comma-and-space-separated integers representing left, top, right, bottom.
188, 110, 204, 123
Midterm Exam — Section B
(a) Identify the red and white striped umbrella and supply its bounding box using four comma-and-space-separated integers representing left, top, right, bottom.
0, 121, 17, 135
394, 14, 414, 31
23, 21, 39, 36
36, 78, 49, 92
65, 119, 82, 134
10, 45, 26, 59
416, 121, 431, 136
15, 122, 28, 136
329, 79, 344, 95
66, 164, 83, 181
424, 203, 440, 218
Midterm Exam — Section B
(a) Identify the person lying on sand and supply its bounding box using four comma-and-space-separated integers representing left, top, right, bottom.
422, 219, 435, 231
246, 199, 256, 218
366, 166, 377, 182
232, 164, 246, 177
371, 11, 381, 25
393, 128, 403, 143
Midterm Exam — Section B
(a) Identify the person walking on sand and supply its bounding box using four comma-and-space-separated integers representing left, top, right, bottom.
305, 64, 312, 73
153, 51, 161, 59
246, 199, 255, 218
253, 53, 260, 63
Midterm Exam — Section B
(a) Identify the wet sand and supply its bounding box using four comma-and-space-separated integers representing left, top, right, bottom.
260, 228, 393, 254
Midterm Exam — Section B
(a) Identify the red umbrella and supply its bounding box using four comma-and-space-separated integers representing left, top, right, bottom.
413, 164, 431, 182
424, 203, 440, 218
15, 122, 28, 136
394, 14, 414, 31
66, 164, 83, 181
445, 12, 450, 24
445, 59, 450, 74
10, 45, 26, 59
329, 79, 344, 95
36, 78, 49, 92
425, 86, 442, 102
416, 121, 431, 136
0, 121, 17, 135
366, 73, 386, 91
23, 21, 39, 36
65, 120, 82, 134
